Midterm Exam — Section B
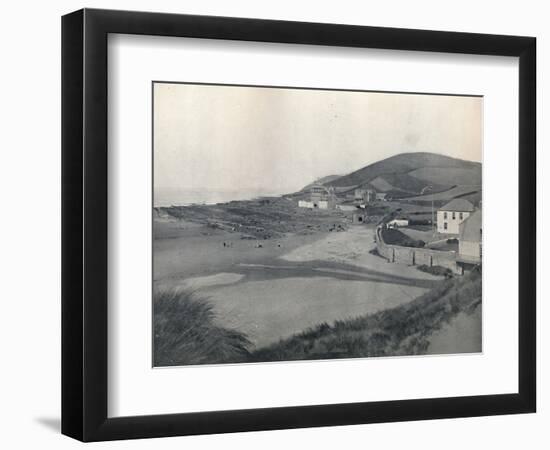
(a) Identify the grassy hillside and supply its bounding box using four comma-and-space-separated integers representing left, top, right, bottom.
404, 185, 481, 204
249, 268, 481, 362
408, 166, 482, 186
325, 152, 480, 189
368, 173, 451, 195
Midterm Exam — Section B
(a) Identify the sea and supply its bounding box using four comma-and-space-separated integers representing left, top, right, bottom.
154, 188, 285, 207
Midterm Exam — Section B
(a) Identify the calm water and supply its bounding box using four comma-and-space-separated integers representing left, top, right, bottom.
154, 188, 284, 207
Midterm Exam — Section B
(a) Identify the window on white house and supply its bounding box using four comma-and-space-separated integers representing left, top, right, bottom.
444, 222, 448, 230
459, 212, 463, 220
444, 212, 448, 220
452, 212, 456, 220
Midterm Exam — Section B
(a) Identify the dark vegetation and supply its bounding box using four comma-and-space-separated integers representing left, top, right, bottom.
406, 223, 433, 231
416, 264, 454, 278
249, 268, 482, 362
408, 219, 432, 226
381, 226, 425, 248
153, 290, 251, 366
154, 269, 481, 366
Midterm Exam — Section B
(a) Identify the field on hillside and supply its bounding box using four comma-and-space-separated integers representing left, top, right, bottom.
408, 166, 482, 186
403, 185, 481, 203
368, 173, 451, 196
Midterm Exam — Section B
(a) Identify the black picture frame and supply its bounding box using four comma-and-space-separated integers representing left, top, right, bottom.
62, 8, 536, 442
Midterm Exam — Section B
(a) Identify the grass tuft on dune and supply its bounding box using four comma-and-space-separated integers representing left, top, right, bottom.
153, 289, 251, 366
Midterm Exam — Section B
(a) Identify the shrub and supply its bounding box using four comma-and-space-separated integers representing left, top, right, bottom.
381, 227, 425, 248
416, 264, 454, 278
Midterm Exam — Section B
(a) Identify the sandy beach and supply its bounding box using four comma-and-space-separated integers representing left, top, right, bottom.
154, 218, 443, 348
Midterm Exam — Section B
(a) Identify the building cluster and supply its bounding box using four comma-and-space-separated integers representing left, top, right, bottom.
297, 185, 388, 211
354, 188, 387, 202
296, 183, 481, 268
297, 184, 337, 210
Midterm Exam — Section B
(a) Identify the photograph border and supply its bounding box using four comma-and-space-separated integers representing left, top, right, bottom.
62, 8, 536, 441
150, 79, 485, 369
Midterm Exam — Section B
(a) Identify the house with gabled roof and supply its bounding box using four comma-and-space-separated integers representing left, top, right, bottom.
457, 209, 482, 266
436, 198, 475, 234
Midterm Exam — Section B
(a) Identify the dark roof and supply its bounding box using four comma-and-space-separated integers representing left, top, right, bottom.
459, 209, 482, 242
439, 198, 475, 212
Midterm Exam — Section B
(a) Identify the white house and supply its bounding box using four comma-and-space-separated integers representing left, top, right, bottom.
458, 209, 482, 265
436, 198, 475, 234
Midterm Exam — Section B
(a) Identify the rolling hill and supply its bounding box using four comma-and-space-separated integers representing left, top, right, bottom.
316, 152, 481, 200
325, 152, 480, 189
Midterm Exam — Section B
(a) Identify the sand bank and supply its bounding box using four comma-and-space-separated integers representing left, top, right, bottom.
203, 276, 427, 348
280, 226, 441, 281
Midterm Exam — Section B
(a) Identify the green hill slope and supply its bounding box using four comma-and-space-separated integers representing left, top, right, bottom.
325, 152, 480, 190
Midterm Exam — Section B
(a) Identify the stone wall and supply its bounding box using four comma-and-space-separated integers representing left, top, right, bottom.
375, 226, 462, 274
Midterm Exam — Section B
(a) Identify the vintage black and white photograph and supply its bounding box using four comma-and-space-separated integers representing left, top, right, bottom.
152, 82, 483, 367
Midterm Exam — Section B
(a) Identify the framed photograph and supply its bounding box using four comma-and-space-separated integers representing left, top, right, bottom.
62, 8, 536, 441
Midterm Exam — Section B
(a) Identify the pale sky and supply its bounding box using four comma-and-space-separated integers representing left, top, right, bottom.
154, 82, 482, 195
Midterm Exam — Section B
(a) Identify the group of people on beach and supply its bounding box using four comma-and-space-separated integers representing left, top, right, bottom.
222, 241, 283, 249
